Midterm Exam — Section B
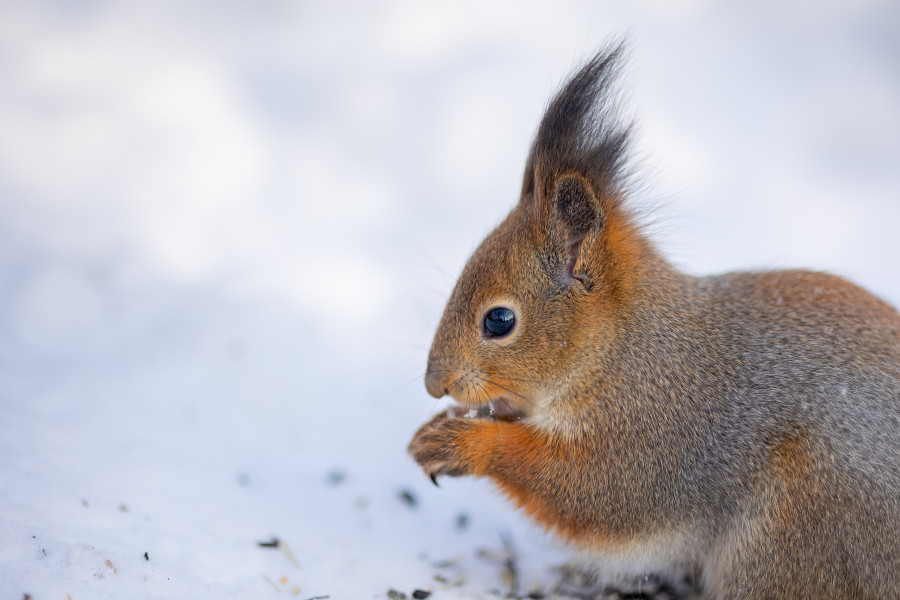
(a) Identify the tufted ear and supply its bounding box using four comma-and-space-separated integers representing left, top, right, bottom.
550, 174, 605, 287
518, 43, 628, 287
555, 175, 603, 241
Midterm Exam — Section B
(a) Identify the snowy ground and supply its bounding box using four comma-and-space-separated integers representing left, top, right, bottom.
1, 1, 898, 598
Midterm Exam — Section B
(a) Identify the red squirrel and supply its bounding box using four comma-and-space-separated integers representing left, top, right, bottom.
408, 43, 900, 599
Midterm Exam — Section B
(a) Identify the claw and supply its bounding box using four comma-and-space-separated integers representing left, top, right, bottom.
430, 473, 440, 487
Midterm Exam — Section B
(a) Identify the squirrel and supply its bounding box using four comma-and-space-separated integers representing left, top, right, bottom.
408, 42, 900, 599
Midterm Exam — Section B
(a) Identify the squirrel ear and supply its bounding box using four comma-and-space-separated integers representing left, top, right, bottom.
554, 175, 603, 241
520, 151, 536, 199
550, 174, 605, 287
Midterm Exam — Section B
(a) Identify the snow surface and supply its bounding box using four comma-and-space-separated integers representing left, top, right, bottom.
1, 1, 898, 598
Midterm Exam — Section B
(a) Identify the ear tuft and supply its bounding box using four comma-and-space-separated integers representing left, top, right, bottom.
524, 40, 631, 214
555, 175, 603, 242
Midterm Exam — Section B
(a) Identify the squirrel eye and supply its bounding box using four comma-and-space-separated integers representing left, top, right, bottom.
483, 307, 516, 338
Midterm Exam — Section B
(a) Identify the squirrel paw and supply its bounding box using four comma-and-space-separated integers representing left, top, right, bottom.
408, 411, 475, 483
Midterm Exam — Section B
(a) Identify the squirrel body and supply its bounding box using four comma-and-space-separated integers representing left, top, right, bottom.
409, 44, 900, 599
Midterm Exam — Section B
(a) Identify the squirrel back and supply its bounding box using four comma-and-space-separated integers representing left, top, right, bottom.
409, 42, 900, 599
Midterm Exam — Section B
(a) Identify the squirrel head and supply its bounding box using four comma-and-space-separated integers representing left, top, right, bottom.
425, 43, 656, 419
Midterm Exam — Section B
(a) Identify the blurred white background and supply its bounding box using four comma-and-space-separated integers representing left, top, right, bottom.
0, 1, 898, 598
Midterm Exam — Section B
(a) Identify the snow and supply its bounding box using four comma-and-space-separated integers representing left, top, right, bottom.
1, 1, 898, 598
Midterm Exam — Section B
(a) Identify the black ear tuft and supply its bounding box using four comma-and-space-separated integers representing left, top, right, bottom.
527, 40, 631, 212
555, 175, 603, 242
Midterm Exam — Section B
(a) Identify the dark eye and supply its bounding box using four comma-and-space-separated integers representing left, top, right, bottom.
483, 307, 516, 338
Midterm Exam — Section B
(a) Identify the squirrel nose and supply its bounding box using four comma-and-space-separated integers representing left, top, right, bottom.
425, 368, 448, 398
424, 352, 450, 398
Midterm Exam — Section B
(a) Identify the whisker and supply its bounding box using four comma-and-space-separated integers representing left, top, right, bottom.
394, 371, 428, 393
476, 376, 535, 405
467, 379, 481, 411
476, 376, 543, 414
445, 372, 466, 401
482, 385, 505, 435
474, 382, 488, 411
481, 371, 539, 384
470, 381, 500, 432
391, 236, 456, 289
497, 396, 516, 414
496, 396, 524, 428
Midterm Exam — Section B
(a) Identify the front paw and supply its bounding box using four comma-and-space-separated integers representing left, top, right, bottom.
408, 412, 475, 482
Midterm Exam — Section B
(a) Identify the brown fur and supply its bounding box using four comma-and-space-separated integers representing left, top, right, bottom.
408, 44, 900, 599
